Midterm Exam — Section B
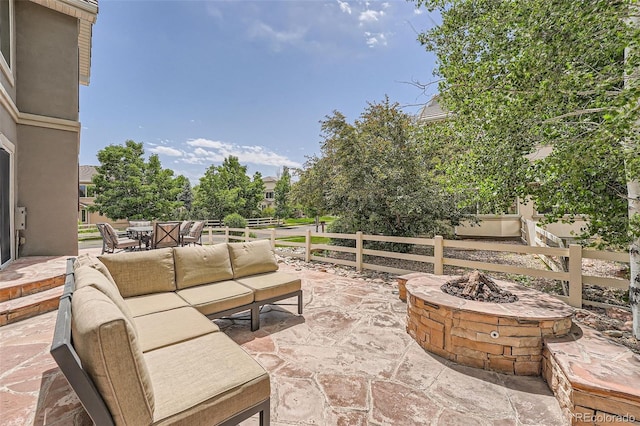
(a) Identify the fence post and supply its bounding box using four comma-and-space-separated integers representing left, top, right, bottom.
356, 231, 363, 272
270, 228, 276, 249
434, 235, 444, 275
305, 229, 311, 263
207, 227, 212, 245
568, 244, 582, 308
224, 227, 229, 243
245, 227, 250, 242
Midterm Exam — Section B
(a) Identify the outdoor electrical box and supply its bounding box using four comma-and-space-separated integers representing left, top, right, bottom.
15, 207, 26, 230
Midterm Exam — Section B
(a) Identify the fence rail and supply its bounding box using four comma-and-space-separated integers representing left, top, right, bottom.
200, 226, 630, 310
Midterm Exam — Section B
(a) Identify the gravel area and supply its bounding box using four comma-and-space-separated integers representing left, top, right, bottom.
277, 242, 639, 354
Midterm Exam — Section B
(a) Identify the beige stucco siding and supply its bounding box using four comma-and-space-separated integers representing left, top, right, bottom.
17, 124, 78, 256
0, 105, 17, 142
15, 1, 78, 120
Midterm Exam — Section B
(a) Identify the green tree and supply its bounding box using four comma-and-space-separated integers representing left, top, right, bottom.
291, 156, 330, 221
175, 175, 193, 212
90, 140, 181, 220
274, 167, 293, 219
413, 0, 640, 334
295, 98, 465, 248
194, 156, 264, 220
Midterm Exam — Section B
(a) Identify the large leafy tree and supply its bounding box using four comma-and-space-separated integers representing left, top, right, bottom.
193, 156, 265, 220
291, 156, 330, 220
274, 167, 293, 219
90, 140, 182, 220
413, 0, 640, 334
293, 98, 465, 244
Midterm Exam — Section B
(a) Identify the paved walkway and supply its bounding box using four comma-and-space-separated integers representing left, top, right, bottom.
0, 261, 566, 425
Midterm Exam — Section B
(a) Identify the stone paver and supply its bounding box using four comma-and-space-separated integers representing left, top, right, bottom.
0, 260, 566, 425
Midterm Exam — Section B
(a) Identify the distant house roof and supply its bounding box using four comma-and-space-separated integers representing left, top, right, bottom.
263, 176, 278, 182
79, 165, 97, 183
417, 96, 450, 123
30, 0, 99, 85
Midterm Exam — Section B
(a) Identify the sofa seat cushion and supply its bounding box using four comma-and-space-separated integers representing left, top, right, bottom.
74, 265, 136, 333
228, 240, 278, 279
145, 332, 270, 425
71, 286, 155, 425
125, 292, 190, 317
74, 253, 116, 285
99, 248, 176, 297
176, 281, 254, 316
236, 271, 301, 302
173, 244, 234, 289
134, 307, 219, 353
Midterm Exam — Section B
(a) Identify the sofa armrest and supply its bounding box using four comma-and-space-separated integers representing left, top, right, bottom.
50, 259, 114, 426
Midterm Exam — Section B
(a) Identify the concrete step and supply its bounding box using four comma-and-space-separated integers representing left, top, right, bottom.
0, 286, 64, 326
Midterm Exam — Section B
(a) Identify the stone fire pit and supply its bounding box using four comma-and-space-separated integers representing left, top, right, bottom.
404, 273, 574, 376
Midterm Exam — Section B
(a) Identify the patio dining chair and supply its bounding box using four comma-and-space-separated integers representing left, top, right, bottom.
182, 221, 205, 246
179, 220, 194, 240
97, 223, 139, 254
151, 221, 181, 249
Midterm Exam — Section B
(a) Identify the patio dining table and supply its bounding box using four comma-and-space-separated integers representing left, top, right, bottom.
126, 225, 153, 249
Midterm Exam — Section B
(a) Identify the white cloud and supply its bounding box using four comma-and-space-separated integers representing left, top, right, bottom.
181, 138, 302, 169
247, 22, 307, 51
337, 0, 351, 14
365, 32, 387, 48
187, 138, 233, 150
149, 146, 183, 157
359, 9, 384, 23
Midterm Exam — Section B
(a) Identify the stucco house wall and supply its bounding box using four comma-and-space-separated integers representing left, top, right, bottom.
0, 0, 97, 263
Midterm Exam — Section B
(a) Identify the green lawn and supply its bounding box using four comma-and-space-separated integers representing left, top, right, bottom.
276, 236, 331, 244
283, 216, 336, 226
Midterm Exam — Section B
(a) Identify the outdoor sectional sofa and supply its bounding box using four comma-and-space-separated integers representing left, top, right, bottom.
50, 240, 303, 426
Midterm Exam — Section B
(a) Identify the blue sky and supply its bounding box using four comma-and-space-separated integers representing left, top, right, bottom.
79, 0, 439, 182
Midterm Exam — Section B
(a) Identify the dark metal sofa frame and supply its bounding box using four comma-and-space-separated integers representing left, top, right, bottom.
206, 289, 304, 331
50, 259, 271, 426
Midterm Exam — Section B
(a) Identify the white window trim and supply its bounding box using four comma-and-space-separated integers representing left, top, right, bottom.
0, 0, 15, 87
0, 132, 15, 267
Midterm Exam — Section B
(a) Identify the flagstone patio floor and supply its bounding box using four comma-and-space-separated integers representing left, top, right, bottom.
0, 256, 567, 425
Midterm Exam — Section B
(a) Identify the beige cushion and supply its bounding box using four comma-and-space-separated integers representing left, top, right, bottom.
99, 248, 176, 297
74, 266, 136, 338
71, 286, 154, 425
145, 332, 270, 425
228, 240, 278, 279
133, 307, 219, 352
125, 292, 190, 317
176, 281, 254, 316
173, 244, 234, 289
74, 253, 116, 285
236, 271, 301, 301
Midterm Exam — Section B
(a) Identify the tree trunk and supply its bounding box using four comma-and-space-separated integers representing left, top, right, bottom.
626, 12, 639, 339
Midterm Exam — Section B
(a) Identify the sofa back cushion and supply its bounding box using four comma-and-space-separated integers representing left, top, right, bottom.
71, 286, 155, 424
74, 253, 116, 286
74, 265, 137, 337
99, 248, 176, 297
173, 244, 234, 289
228, 240, 278, 279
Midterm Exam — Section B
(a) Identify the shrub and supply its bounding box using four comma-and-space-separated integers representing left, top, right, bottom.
261, 207, 275, 217
224, 213, 247, 238
223, 213, 247, 229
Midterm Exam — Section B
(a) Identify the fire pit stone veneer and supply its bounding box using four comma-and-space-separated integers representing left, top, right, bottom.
404, 273, 574, 376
